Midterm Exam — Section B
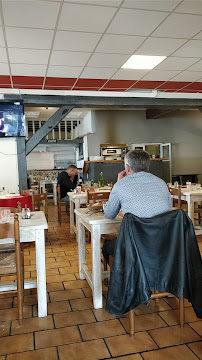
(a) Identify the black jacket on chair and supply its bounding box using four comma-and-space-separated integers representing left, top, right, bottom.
105, 210, 202, 318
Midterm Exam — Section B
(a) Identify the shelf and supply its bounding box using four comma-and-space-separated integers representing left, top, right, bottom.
86, 158, 169, 163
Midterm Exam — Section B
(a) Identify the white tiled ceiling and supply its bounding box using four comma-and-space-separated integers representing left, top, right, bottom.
0, 0, 202, 91
107, 8, 168, 36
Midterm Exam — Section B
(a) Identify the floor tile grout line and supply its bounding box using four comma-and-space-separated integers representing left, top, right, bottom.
56, 345, 60, 360
186, 342, 202, 360
103, 337, 113, 358
77, 324, 84, 342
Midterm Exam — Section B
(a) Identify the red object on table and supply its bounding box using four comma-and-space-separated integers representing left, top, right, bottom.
0, 194, 32, 210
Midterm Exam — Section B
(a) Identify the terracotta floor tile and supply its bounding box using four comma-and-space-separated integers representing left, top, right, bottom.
0, 306, 32, 321
111, 356, 142, 360
142, 344, 198, 360
54, 309, 96, 328
49, 289, 84, 302
80, 319, 126, 340
46, 274, 76, 283
58, 339, 110, 360
7, 347, 58, 360
0, 321, 11, 337
63, 280, 89, 290
164, 297, 191, 309
14, 294, 38, 307
120, 313, 167, 332
33, 300, 71, 316
59, 266, 79, 274
70, 297, 94, 311
82, 287, 92, 297
188, 341, 202, 359
105, 332, 157, 357
149, 324, 201, 348
35, 325, 81, 349
189, 320, 202, 335
159, 307, 199, 326
46, 282, 64, 292
46, 251, 66, 258
11, 315, 54, 335
92, 308, 115, 321
135, 299, 172, 315
53, 261, 71, 268
0, 333, 33, 356
0, 298, 13, 310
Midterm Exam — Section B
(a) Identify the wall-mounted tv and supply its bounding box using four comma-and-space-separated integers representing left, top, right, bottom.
0, 104, 26, 137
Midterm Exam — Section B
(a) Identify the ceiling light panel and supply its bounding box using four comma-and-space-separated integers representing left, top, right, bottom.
122, 55, 166, 70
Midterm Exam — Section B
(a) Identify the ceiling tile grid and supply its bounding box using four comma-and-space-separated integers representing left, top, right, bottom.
0, 0, 202, 93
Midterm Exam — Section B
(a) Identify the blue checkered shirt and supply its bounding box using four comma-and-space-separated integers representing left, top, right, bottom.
104, 172, 172, 219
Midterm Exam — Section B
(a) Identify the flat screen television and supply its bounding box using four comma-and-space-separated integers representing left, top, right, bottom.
0, 104, 26, 137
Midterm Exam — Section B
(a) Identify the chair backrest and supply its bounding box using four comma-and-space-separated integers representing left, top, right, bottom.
32, 189, 48, 219
168, 185, 181, 208
0, 214, 20, 242
21, 188, 40, 196
87, 190, 110, 204
0, 201, 22, 213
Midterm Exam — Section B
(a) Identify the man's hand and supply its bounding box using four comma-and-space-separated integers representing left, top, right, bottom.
117, 170, 127, 181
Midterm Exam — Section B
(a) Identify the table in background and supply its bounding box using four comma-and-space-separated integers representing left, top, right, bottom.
75, 208, 121, 309
68, 188, 111, 234
40, 180, 57, 205
0, 193, 32, 210
0, 211, 48, 317
171, 188, 202, 223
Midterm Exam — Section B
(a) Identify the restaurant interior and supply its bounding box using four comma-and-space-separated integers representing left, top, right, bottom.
0, 1, 202, 359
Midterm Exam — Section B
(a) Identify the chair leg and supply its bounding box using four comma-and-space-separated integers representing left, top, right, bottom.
129, 310, 135, 338
154, 290, 159, 305
103, 257, 108, 286
179, 298, 185, 328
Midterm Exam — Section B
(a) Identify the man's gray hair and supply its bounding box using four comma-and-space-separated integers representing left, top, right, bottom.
125, 150, 150, 172
67, 164, 77, 170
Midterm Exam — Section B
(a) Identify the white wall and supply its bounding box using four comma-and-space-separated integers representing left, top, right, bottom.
75, 111, 94, 138
0, 138, 19, 193
27, 152, 54, 170
87, 109, 202, 177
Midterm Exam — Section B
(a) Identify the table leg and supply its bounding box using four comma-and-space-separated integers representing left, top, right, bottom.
53, 183, 57, 206
91, 225, 102, 309
77, 217, 86, 280
35, 229, 47, 317
70, 199, 74, 234
187, 194, 195, 223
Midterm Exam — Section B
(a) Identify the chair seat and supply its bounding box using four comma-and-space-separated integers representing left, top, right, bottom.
101, 233, 118, 242
0, 252, 16, 275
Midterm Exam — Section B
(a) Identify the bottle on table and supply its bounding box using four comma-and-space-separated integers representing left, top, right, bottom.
100, 172, 104, 187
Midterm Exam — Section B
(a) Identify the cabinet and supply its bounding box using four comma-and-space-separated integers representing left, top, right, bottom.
131, 143, 172, 183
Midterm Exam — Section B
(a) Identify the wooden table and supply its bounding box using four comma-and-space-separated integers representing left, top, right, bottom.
68, 188, 111, 234
171, 188, 202, 223
0, 211, 48, 317
75, 208, 122, 309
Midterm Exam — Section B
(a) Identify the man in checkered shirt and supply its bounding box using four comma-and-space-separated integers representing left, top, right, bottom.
103, 150, 172, 262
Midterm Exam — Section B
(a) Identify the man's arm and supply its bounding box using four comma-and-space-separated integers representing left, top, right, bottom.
104, 185, 121, 219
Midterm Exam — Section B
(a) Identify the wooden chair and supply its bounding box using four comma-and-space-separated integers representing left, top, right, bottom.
21, 188, 40, 196
0, 214, 24, 325
57, 184, 69, 225
168, 185, 182, 209
87, 189, 110, 204
32, 189, 48, 220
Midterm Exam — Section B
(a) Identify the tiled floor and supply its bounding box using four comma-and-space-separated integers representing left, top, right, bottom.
0, 202, 201, 359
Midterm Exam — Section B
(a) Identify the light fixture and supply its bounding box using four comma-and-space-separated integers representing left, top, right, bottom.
122, 55, 166, 70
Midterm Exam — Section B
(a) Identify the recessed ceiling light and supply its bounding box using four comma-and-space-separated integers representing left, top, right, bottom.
122, 55, 166, 70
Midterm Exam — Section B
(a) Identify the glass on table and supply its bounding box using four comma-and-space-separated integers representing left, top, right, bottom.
1, 209, 11, 223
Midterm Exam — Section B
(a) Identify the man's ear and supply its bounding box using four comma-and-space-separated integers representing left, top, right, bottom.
125, 163, 130, 174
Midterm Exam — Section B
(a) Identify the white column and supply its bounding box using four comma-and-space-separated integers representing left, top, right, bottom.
91, 225, 102, 309
35, 229, 47, 317
77, 217, 86, 280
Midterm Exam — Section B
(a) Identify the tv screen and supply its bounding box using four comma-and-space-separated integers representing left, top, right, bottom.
0, 104, 25, 137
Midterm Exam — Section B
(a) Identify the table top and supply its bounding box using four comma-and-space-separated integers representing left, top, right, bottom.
0, 211, 48, 229
74, 207, 122, 225
0, 193, 22, 199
